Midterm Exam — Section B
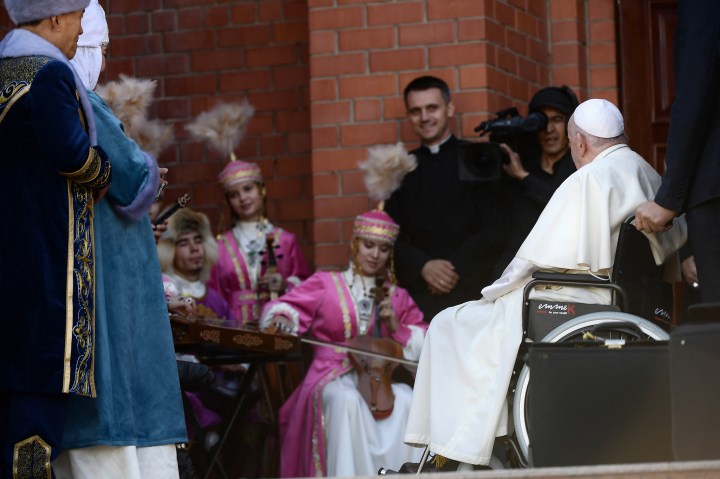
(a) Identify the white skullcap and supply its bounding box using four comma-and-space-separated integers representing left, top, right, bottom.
3, 0, 89, 25
573, 99, 624, 139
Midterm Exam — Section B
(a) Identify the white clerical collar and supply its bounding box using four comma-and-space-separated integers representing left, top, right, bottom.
425, 134, 452, 154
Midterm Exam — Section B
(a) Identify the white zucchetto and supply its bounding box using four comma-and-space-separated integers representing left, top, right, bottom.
573, 99, 624, 139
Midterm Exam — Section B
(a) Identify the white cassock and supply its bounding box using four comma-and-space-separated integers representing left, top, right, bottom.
404, 144, 687, 465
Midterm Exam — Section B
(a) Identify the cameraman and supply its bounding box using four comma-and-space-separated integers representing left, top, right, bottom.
493, 86, 579, 275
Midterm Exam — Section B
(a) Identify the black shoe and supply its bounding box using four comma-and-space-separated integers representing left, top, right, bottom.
398, 456, 459, 474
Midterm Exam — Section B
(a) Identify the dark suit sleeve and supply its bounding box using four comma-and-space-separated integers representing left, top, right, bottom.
654, 0, 720, 212
384, 191, 431, 290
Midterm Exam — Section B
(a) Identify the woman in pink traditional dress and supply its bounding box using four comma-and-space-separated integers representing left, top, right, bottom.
208, 160, 310, 325
260, 210, 427, 477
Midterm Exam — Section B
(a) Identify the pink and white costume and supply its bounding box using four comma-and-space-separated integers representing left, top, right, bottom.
261, 269, 427, 477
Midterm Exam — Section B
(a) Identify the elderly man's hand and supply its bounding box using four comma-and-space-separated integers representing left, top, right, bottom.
635, 201, 677, 233
421, 259, 459, 294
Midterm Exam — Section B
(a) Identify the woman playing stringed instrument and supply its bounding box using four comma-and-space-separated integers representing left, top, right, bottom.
260, 210, 427, 477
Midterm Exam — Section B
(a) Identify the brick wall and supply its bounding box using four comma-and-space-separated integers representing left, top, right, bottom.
0, 0, 619, 270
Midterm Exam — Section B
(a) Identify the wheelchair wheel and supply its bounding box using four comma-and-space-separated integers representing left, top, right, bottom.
511, 311, 669, 465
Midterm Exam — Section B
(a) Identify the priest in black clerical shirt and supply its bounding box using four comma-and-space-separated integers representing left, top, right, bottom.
385, 76, 509, 321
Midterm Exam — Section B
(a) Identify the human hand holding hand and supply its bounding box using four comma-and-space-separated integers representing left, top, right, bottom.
635, 201, 677, 233
499, 143, 528, 180
421, 259, 459, 294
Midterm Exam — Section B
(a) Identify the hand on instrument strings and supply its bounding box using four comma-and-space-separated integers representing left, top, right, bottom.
378, 296, 398, 333
167, 296, 197, 318
263, 314, 295, 335
259, 271, 286, 293
421, 259, 459, 294
635, 201, 677, 233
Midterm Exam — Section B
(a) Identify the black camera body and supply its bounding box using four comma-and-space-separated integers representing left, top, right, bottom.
458, 107, 547, 182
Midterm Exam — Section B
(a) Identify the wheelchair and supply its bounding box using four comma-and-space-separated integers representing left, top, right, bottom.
504, 215, 675, 468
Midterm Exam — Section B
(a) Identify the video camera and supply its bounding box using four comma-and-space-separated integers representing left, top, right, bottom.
458, 107, 548, 182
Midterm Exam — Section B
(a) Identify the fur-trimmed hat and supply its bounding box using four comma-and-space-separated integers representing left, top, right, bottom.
157, 209, 218, 283
3, 0, 90, 25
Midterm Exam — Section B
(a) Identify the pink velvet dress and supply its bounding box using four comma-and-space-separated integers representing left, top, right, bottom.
261, 271, 427, 477
208, 223, 310, 325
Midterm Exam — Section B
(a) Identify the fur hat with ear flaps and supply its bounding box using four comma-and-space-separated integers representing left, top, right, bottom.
3, 0, 90, 25
157, 208, 219, 283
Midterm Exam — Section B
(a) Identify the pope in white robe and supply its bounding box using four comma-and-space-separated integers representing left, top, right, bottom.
404, 99, 687, 467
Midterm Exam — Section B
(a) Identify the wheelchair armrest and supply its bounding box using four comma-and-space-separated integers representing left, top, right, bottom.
531, 271, 610, 283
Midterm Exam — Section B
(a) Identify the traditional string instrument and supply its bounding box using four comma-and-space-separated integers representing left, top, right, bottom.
347, 277, 404, 420
257, 232, 283, 303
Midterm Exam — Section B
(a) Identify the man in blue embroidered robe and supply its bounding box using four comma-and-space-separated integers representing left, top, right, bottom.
0, 1, 112, 476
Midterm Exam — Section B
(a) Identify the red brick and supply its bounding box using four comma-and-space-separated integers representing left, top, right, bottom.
308, 0, 334, 7
429, 44, 488, 67
485, 19, 506, 46
277, 155, 311, 176
354, 99, 382, 122
453, 91, 490, 115
312, 127, 338, 149
246, 46, 298, 67
399, 22, 455, 46
589, 0, 615, 19
151, 11, 176, 32
245, 113, 274, 135
527, 0, 546, 18
312, 102, 351, 124
310, 78, 337, 101
277, 199, 313, 221
109, 36, 145, 57
315, 196, 368, 218
428, 0, 486, 20
459, 65, 490, 88
313, 148, 367, 171
552, 65, 582, 85
384, 97, 407, 120
496, 47, 517, 74
340, 122, 397, 147
339, 74, 396, 99
311, 53, 365, 77
288, 132, 311, 153
164, 30, 215, 53
517, 11, 539, 37
590, 20, 616, 42
164, 0, 208, 7
165, 74, 217, 96
589, 66, 617, 89
518, 57, 540, 84
125, 13, 150, 34
368, 2, 423, 26
107, 15, 125, 36
495, 1, 517, 29
589, 42, 616, 65
155, 98, 192, 119
250, 90, 303, 111
219, 70, 273, 92
458, 18, 487, 41
277, 111, 310, 132
259, 134, 287, 156
341, 170, 366, 194
274, 23, 308, 43
340, 27, 395, 51
191, 50, 244, 71
311, 31, 336, 54
551, 0, 583, 20
267, 177, 303, 198
314, 173, 341, 196
274, 65, 310, 89
314, 244, 351, 269
217, 26, 272, 47
370, 49, 425, 72
206, 6, 230, 27
177, 7, 205, 29
170, 162, 218, 184
310, 6, 365, 30
553, 20, 583, 42
398, 68, 457, 92
285, 0, 309, 22
259, 1, 283, 21
553, 43, 582, 65
231, 4, 256, 23
312, 220, 342, 243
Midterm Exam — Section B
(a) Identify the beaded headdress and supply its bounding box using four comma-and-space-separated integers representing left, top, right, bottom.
352, 210, 399, 245
217, 160, 263, 191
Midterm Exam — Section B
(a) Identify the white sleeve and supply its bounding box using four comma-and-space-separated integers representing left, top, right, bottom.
402, 324, 426, 362
480, 257, 538, 301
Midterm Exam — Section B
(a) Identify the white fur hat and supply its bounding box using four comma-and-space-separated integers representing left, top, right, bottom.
3, 0, 90, 25
573, 99, 624, 139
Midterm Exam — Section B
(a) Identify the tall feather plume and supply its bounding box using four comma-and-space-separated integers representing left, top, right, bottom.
95, 74, 158, 137
358, 142, 417, 203
185, 101, 255, 159
131, 117, 174, 158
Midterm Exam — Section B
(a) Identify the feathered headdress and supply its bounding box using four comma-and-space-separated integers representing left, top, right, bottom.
96, 74, 158, 137
184, 100, 255, 162
358, 142, 417, 208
